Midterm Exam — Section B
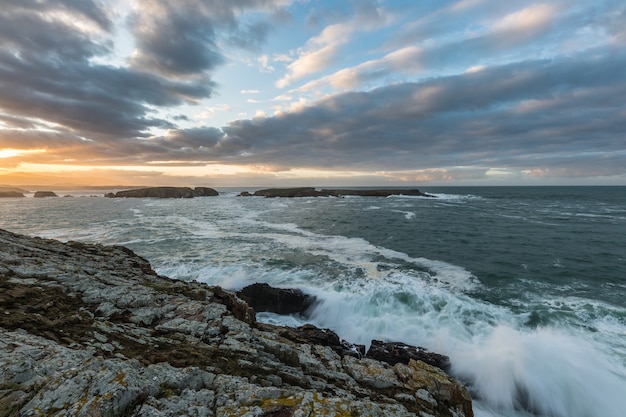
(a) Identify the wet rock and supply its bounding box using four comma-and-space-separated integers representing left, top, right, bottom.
277, 324, 366, 359
237, 282, 316, 316
366, 339, 451, 372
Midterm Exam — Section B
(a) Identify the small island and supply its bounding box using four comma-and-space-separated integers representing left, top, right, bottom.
105, 186, 219, 198
33, 191, 59, 198
240, 187, 436, 198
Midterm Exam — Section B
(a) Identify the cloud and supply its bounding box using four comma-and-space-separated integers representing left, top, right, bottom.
276, 0, 388, 88
0, 0, 289, 144
1, 1, 624, 185
221, 49, 626, 177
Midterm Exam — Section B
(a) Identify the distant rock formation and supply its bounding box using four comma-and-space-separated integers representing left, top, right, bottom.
0, 191, 25, 198
105, 186, 219, 198
0, 229, 473, 417
239, 187, 436, 198
33, 190, 58, 198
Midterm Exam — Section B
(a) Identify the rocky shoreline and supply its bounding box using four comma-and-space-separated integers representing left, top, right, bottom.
0, 228, 472, 416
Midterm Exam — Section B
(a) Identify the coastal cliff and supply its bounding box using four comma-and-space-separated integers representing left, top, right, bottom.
0, 229, 472, 417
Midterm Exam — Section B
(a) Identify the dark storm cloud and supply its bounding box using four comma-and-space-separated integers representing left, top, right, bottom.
128, 0, 282, 76
0, 0, 283, 151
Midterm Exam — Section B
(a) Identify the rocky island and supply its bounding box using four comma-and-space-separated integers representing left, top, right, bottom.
0, 191, 25, 198
240, 187, 436, 198
0, 228, 472, 417
105, 187, 219, 198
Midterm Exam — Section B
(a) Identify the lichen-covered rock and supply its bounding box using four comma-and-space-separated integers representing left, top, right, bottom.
0, 228, 472, 417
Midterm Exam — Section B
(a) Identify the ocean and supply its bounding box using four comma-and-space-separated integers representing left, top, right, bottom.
1, 186, 625, 417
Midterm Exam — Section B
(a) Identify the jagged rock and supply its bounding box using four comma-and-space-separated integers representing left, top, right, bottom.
33, 190, 58, 197
0, 191, 25, 197
237, 282, 316, 315
0, 228, 473, 417
366, 339, 451, 371
276, 323, 366, 359
105, 187, 218, 198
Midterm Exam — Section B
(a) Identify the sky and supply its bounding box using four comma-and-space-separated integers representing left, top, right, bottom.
0, 0, 625, 188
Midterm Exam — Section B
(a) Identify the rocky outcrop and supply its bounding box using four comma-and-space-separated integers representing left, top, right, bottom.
237, 283, 317, 316
366, 340, 451, 372
105, 187, 219, 198
0, 228, 473, 417
0, 191, 25, 198
325, 189, 436, 198
240, 187, 436, 198
33, 190, 58, 198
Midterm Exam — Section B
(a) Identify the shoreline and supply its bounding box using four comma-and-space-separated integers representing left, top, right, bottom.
0, 228, 473, 417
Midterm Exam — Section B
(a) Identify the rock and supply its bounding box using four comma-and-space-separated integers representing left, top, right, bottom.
106, 187, 218, 198
0, 228, 473, 417
238, 191, 253, 196
253, 187, 324, 197
0, 191, 25, 198
324, 189, 436, 198
276, 323, 366, 359
250, 187, 436, 198
366, 340, 451, 372
192, 187, 219, 197
33, 190, 58, 197
237, 282, 316, 316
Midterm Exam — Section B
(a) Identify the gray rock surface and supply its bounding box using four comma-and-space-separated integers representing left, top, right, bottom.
0, 228, 473, 417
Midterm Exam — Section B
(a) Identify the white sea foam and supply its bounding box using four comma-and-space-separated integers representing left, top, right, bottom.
8, 192, 624, 417
391, 209, 416, 219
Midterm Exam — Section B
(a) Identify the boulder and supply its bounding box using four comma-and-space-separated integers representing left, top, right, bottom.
106, 187, 218, 198
33, 190, 58, 198
366, 339, 451, 371
236, 282, 316, 315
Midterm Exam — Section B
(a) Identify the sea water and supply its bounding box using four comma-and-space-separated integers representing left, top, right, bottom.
1, 186, 625, 417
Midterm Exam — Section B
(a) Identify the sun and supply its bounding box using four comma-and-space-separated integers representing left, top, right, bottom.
0, 149, 47, 159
